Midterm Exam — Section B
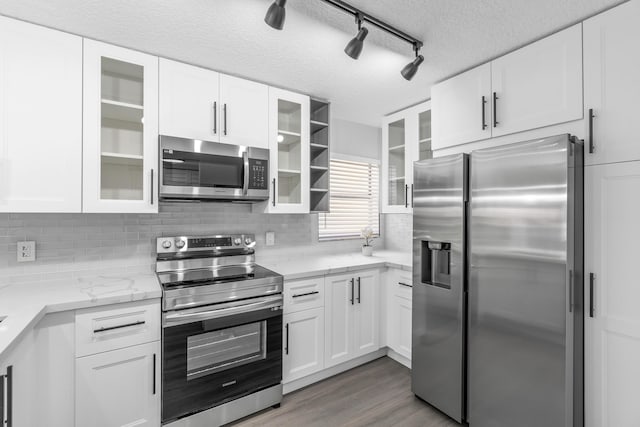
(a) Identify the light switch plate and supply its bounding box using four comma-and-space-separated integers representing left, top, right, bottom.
265, 231, 275, 246
17, 241, 36, 262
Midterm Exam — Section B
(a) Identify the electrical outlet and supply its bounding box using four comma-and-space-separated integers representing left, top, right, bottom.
17, 241, 36, 262
265, 231, 275, 246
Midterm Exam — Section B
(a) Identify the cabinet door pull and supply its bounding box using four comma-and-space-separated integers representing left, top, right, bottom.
493, 92, 499, 128
213, 101, 218, 134
223, 103, 228, 135
93, 320, 146, 334
405, 184, 409, 208
588, 108, 595, 154
357, 277, 361, 303
398, 282, 412, 288
589, 273, 596, 318
6, 365, 12, 427
152, 353, 157, 395
285, 323, 289, 355
481, 95, 487, 130
150, 169, 154, 205
0, 373, 4, 426
292, 291, 319, 298
350, 278, 355, 305
272, 178, 276, 207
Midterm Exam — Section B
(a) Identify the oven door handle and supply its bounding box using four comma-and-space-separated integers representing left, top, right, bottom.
243, 151, 250, 196
163, 295, 283, 327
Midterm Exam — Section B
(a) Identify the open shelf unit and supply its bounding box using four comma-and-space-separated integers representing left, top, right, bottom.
309, 98, 330, 212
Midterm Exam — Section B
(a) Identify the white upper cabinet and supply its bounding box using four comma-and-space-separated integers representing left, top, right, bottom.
491, 24, 583, 137
219, 74, 269, 149
584, 0, 640, 166
159, 59, 220, 142
82, 40, 159, 213
382, 100, 431, 213
0, 17, 82, 213
159, 61, 268, 148
256, 87, 310, 214
432, 25, 582, 150
432, 63, 492, 150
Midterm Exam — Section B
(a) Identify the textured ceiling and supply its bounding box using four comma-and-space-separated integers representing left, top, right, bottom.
0, 0, 626, 126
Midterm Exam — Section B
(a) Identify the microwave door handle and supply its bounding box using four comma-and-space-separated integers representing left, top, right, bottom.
243, 151, 249, 196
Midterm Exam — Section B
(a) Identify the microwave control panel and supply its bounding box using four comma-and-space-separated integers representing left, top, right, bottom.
248, 158, 268, 190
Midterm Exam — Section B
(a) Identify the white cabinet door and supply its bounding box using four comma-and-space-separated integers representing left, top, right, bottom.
585, 161, 640, 427
283, 308, 325, 383
257, 87, 310, 214
491, 24, 583, 137
159, 59, 220, 142
0, 330, 37, 427
324, 273, 355, 368
392, 294, 413, 360
584, 0, 640, 166
76, 341, 160, 427
353, 270, 380, 357
382, 109, 416, 213
219, 74, 269, 149
83, 40, 159, 213
431, 63, 492, 150
0, 16, 82, 213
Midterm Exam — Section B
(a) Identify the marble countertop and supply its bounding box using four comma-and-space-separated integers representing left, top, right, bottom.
0, 271, 161, 360
260, 250, 412, 281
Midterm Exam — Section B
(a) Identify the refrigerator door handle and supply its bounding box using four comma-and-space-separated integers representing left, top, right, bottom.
569, 270, 574, 313
589, 273, 596, 317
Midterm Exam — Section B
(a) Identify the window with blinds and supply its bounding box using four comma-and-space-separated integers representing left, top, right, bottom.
318, 158, 379, 241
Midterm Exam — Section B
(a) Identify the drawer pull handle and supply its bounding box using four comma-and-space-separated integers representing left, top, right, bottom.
292, 291, 319, 298
398, 282, 412, 288
93, 320, 146, 334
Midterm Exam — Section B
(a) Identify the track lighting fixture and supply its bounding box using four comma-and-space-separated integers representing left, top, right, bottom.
263, 0, 424, 80
401, 43, 424, 81
344, 14, 368, 59
264, 0, 287, 30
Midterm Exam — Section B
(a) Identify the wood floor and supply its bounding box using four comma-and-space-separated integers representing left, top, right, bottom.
230, 357, 460, 427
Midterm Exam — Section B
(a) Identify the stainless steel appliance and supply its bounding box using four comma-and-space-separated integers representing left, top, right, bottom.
412, 134, 584, 427
157, 234, 283, 426
159, 135, 270, 202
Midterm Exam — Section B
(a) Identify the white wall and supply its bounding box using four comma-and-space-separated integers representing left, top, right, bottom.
331, 118, 381, 161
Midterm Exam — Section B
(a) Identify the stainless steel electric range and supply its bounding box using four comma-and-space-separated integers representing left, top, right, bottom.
156, 234, 283, 427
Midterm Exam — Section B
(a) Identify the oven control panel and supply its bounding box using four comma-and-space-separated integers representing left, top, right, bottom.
156, 234, 255, 253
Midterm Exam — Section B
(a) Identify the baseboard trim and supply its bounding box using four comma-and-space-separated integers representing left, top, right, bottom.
386, 348, 411, 368
283, 349, 387, 394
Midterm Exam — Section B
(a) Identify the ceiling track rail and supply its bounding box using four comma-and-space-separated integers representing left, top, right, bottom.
319, 0, 423, 49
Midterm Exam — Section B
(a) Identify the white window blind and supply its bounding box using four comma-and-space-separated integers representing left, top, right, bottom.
318, 158, 379, 241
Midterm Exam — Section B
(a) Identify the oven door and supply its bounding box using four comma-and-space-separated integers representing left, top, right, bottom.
162, 295, 283, 424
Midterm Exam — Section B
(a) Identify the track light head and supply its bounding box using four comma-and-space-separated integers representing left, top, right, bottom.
401, 55, 424, 80
264, 0, 287, 30
344, 26, 369, 59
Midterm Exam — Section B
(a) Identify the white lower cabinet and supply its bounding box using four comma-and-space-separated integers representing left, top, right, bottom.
283, 308, 325, 383
76, 341, 160, 427
585, 161, 640, 427
324, 270, 380, 369
387, 269, 413, 361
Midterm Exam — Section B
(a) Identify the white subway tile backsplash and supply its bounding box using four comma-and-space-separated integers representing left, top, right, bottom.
0, 203, 372, 284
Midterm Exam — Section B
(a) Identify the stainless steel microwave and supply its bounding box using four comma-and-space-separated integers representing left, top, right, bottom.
159, 135, 269, 202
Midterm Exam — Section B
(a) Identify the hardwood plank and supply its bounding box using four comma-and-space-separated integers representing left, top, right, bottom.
229, 356, 460, 427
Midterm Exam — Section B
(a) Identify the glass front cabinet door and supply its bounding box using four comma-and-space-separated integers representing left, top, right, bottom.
382, 100, 431, 213
82, 40, 159, 213
258, 87, 310, 214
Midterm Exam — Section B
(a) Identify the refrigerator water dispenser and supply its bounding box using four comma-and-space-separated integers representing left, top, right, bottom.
421, 241, 451, 289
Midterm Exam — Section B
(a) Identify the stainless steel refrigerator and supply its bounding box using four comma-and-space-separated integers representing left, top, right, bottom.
412, 134, 583, 427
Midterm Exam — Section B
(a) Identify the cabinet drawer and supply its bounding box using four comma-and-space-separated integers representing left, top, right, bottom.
284, 277, 324, 314
394, 270, 413, 300
76, 299, 160, 357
